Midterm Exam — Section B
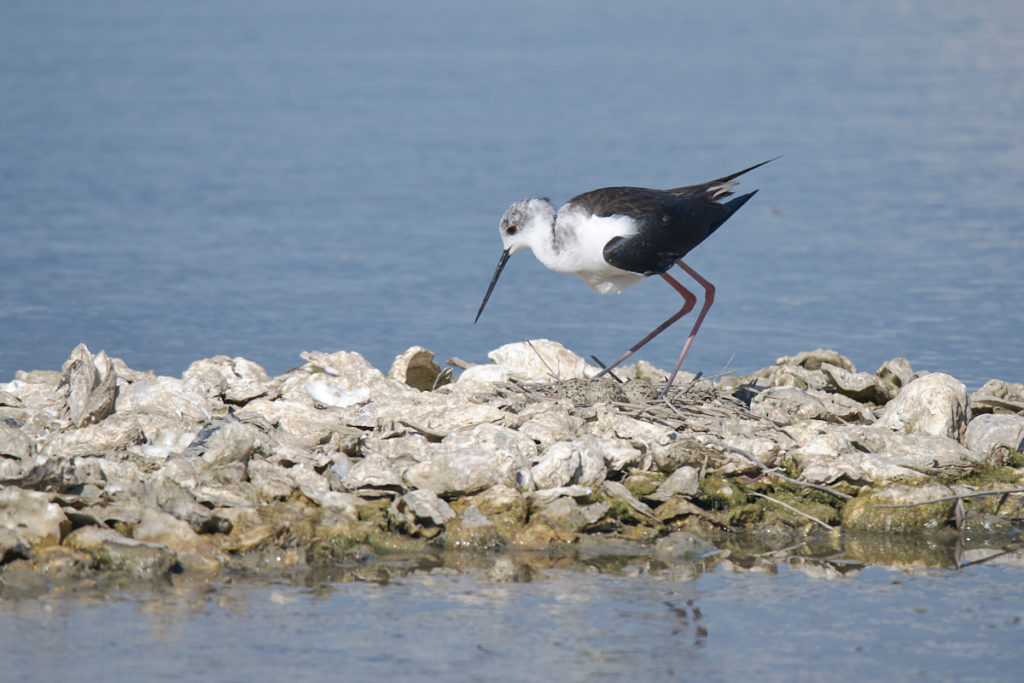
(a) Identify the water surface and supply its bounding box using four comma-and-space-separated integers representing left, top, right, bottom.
1, 1, 1022, 388
2, 2, 1023, 680
3, 562, 1023, 682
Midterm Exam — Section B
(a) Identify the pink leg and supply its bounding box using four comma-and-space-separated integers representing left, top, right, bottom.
594, 271, 697, 378
660, 260, 715, 397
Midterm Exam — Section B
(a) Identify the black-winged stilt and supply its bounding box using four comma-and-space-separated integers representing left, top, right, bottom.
474, 158, 775, 397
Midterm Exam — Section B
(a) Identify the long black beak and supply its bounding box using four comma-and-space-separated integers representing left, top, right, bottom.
474, 249, 511, 323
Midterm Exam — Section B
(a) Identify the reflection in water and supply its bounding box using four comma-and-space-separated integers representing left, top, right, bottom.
2, 546, 1024, 681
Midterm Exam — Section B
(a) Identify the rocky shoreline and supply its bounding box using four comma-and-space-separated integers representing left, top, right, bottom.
2, 341, 1024, 593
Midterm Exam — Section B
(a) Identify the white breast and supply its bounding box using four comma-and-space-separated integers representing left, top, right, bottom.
548, 207, 645, 294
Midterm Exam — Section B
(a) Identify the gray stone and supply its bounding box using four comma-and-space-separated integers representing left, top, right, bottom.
389, 346, 447, 391
247, 458, 296, 500
531, 441, 580, 490
342, 455, 405, 492
287, 350, 391, 403
64, 526, 176, 575
143, 475, 213, 531
442, 423, 537, 464
652, 437, 716, 473
751, 386, 830, 424
404, 448, 526, 497
876, 373, 970, 440
182, 356, 274, 404
597, 436, 645, 472
116, 375, 225, 424
776, 349, 856, 372
187, 420, 260, 467
810, 389, 876, 423
42, 412, 143, 459
875, 357, 914, 402
820, 362, 882, 402
0, 487, 70, 547
529, 485, 594, 508
792, 424, 982, 485
574, 435, 608, 487
455, 364, 510, 387
519, 408, 582, 445
964, 414, 1024, 458
133, 508, 223, 572
61, 344, 118, 427
0, 526, 26, 563
650, 466, 700, 501
305, 378, 372, 408
0, 421, 31, 460
534, 496, 609, 531
0, 374, 66, 430
444, 505, 505, 550
487, 339, 590, 381
766, 364, 831, 391
971, 379, 1024, 415
401, 489, 456, 525
593, 410, 676, 449
601, 480, 657, 521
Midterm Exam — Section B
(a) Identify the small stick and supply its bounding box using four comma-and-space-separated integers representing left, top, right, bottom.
398, 419, 448, 441
590, 355, 623, 383
525, 339, 560, 381
747, 491, 833, 530
699, 369, 736, 383
719, 353, 735, 374
875, 487, 1024, 508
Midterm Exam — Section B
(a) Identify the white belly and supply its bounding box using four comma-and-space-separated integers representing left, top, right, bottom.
578, 267, 645, 294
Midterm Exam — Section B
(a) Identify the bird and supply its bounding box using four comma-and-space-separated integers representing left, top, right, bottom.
474, 158, 775, 397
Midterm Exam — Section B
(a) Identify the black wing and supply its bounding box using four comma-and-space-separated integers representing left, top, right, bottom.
574, 158, 774, 276
577, 157, 774, 278
596, 190, 757, 275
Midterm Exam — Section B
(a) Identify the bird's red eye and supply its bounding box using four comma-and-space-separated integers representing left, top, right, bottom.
506, 225, 518, 235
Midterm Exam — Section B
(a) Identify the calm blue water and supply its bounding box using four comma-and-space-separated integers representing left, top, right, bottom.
2, 564, 1024, 682
1, 1, 1022, 388
2, 4, 1024, 676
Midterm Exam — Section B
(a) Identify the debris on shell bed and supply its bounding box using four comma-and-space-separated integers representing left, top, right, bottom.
1, 341, 1023, 590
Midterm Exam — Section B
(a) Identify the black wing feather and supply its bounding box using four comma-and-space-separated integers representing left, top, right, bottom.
567, 159, 775, 276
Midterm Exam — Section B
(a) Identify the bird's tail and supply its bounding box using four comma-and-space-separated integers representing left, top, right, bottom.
668, 155, 781, 199
703, 189, 758, 238
713, 155, 782, 185
724, 189, 758, 214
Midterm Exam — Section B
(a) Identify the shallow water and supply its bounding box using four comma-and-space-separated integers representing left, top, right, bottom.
1, 1, 1023, 388
2, 2, 1024, 679
2, 561, 1023, 682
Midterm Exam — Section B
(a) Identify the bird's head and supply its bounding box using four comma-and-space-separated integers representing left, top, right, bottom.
475, 197, 555, 323
497, 198, 555, 255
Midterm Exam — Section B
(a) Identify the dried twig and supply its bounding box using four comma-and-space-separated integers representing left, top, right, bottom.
525, 339, 560, 381
874, 487, 1024, 508
398, 419, 448, 441
590, 355, 623, 383
699, 368, 738, 383
747, 491, 833, 530
958, 545, 1024, 569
